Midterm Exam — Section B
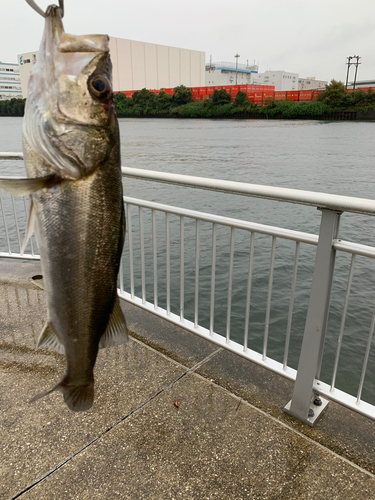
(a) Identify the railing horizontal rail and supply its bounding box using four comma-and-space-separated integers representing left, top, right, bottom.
121, 167, 375, 216
333, 239, 375, 259
0, 153, 24, 160
123, 196, 319, 245
1, 157, 375, 215
0, 252, 40, 260
313, 379, 375, 420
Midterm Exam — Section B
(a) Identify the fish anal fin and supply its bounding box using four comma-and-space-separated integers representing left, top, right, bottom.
0, 174, 61, 196
20, 196, 36, 255
99, 296, 129, 349
37, 322, 65, 354
30, 377, 94, 412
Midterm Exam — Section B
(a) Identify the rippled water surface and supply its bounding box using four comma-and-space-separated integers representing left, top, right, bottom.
1, 116, 375, 404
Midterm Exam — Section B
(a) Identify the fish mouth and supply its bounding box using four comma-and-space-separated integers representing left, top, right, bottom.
26, 0, 64, 19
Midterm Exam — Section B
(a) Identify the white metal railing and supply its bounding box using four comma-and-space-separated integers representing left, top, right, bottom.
1, 156, 375, 426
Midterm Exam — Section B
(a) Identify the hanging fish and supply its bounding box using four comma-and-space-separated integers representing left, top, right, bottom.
0, 0, 128, 411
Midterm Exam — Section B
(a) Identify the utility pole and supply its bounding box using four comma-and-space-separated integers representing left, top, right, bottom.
345, 55, 361, 90
234, 54, 240, 85
353, 55, 361, 90
345, 56, 352, 89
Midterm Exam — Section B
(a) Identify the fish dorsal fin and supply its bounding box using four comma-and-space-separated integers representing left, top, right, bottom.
99, 296, 129, 349
37, 322, 65, 354
20, 197, 36, 255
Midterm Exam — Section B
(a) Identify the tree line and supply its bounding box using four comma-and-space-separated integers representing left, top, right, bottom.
0, 98, 25, 116
115, 81, 375, 119
2, 81, 375, 119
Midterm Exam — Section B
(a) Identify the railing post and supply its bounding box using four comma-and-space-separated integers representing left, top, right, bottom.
284, 208, 341, 426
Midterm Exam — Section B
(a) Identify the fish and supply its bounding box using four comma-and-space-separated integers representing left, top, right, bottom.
0, 1, 128, 411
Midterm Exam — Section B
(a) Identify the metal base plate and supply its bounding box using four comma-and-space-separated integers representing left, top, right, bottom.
284, 396, 329, 427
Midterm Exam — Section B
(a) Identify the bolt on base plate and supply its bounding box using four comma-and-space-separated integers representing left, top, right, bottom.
284, 396, 329, 427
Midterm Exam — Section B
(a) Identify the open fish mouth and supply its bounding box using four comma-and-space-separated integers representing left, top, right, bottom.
26, 0, 64, 18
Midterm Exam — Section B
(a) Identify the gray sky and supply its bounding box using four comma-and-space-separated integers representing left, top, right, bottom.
2, 0, 375, 83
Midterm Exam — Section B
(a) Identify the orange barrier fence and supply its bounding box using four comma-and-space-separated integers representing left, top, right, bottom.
116, 86, 375, 103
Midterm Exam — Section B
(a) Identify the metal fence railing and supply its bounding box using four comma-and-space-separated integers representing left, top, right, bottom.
1, 154, 375, 426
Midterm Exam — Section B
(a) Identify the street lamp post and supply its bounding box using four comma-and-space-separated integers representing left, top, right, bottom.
235, 54, 240, 85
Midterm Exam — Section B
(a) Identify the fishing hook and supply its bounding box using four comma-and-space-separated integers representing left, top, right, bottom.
25, 0, 64, 18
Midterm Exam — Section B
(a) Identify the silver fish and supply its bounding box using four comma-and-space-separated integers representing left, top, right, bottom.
0, 1, 128, 411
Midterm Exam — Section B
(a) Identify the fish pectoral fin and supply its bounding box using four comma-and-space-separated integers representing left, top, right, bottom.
37, 322, 65, 354
30, 377, 94, 412
99, 296, 129, 349
20, 197, 36, 255
0, 173, 61, 196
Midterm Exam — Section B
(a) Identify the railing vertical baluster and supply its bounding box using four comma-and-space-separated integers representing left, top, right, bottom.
331, 254, 356, 391
166, 212, 171, 316
226, 228, 235, 343
283, 241, 300, 369
180, 216, 185, 321
263, 236, 277, 360
210, 223, 217, 336
0, 190, 11, 254
152, 209, 158, 309
119, 259, 124, 293
244, 232, 255, 352
23, 196, 35, 255
11, 196, 21, 251
126, 203, 135, 299
356, 302, 375, 403
194, 220, 200, 328
139, 206, 146, 303
285, 209, 341, 426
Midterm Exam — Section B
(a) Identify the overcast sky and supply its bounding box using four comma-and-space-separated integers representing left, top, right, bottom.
1, 0, 374, 83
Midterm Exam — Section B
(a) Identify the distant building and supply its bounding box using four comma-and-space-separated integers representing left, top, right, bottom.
251, 70, 298, 91
205, 60, 258, 86
18, 38, 205, 97
347, 80, 375, 89
0, 62, 23, 100
298, 77, 327, 90
17, 52, 38, 98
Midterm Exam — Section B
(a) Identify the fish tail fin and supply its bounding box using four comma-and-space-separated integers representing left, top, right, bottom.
30, 377, 94, 412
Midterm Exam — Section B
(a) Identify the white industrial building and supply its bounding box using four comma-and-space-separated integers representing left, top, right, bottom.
205, 60, 258, 86
251, 70, 299, 91
110, 38, 205, 91
298, 76, 327, 90
0, 62, 23, 100
18, 37, 205, 97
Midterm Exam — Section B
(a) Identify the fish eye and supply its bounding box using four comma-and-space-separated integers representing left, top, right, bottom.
88, 76, 111, 99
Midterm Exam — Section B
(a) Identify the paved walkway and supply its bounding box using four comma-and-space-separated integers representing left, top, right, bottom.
1, 261, 374, 499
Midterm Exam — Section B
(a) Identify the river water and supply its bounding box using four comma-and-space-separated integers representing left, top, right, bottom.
1, 116, 374, 405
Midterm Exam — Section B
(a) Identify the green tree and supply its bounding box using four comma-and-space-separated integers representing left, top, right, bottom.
114, 92, 133, 116
0, 98, 25, 116
132, 88, 155, 107
212, 88, 231, 105
155, 91, 173, 112
317, 80, 347, 107
233, 91, 247, 107
172, 85, 192, 106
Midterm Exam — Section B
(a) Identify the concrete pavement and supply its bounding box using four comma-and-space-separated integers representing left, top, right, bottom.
1, 260, 374, 499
